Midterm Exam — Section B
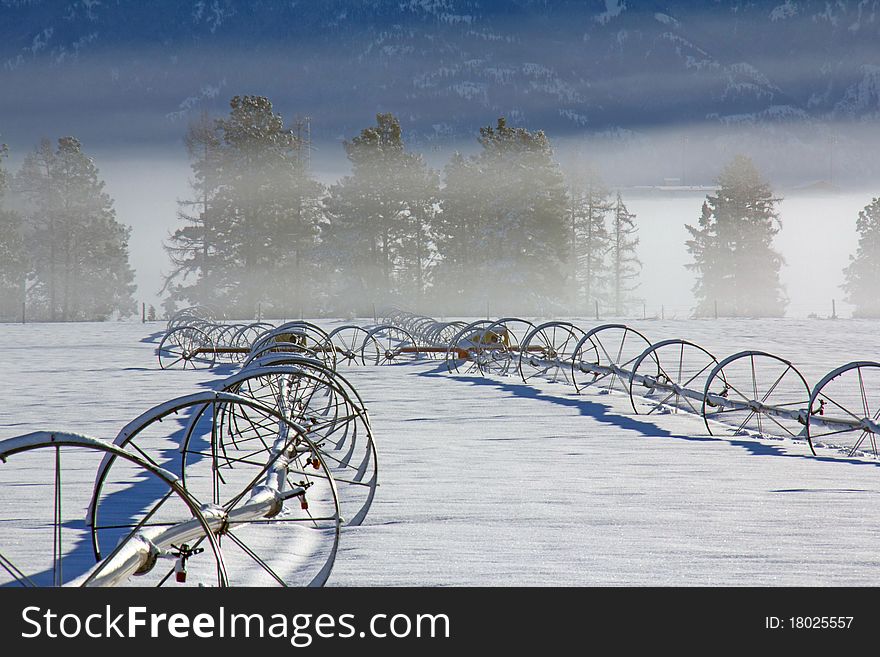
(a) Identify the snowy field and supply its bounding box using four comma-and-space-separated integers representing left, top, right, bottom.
1, 318, 880, 586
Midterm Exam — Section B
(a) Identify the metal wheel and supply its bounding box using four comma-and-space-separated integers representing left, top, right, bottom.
516, 321, 586, 385
251, 322, 336, 369
244, 341, 321, 368
203, 322, 228, 345
360, 325, 422, 365
242, 354, 373, 426
218, 366, 377, 525
572, 324, 653, 394
327, 325, 371, 367
701, 351, 811, 442
408, 317, 438, 343
167, 307, 217, 331
444, 320, 495, 374
214, 323, 247, 361
157, 326, 216, 370
233, 322, 276, 352
806, 361, 880, 458
628, 339, 717, 416
0, 432, 227, 588
477, 318, 536, 376
433, 321, 468, 347
90, 392, 342, 587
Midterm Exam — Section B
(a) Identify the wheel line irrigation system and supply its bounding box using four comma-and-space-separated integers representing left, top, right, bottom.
1, 305, 878, 587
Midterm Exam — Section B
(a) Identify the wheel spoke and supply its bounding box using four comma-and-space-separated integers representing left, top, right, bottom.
0, 550, 38, 587
858, 367, 870, 419
225, 530, 287, 587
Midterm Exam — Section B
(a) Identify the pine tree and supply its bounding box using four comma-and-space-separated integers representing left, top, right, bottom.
163, 112, 225, 307
568, 167, 611, 315
608, 192, 641, 316
164, 97, 324, 317
437, 117, 569, 315
216, 96, 323, 316
433, 152, 484, 310
16, 139, 58, 318
323, 113, 438, 312
270, 161, 325, 315
0, 142, 27, 320
396, 170, 440, 304
842, 197, 880, 317
16, 137, 136, 320
685, 155, 786, 317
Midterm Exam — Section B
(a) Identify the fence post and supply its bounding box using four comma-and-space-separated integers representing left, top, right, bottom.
661, 304, 664, 321
595, 299, 599, 321
714, 300, 718, 320
142, 302, 146, 324
21, 300, 25, 325
832, 299, 837, 319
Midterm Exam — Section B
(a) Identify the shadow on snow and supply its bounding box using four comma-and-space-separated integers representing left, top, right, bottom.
418, 363, 880, 472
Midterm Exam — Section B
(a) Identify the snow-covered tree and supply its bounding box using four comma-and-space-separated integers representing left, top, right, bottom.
842, 197, 880, 317
436, 117, 569, 315
609, 192, 641, 316
16, 137, 136, 321
685, 155, 786, 317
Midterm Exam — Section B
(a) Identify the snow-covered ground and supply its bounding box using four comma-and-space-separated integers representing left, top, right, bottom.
1, 318, 879, 586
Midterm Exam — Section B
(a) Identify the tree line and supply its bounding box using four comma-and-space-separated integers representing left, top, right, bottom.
162, 95, 642, 318
2, 94, 879, 321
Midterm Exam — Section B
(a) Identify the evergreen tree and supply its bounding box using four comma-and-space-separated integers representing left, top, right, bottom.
216, 96, 322, 316
432, 151, 484, 309
396, 171, 440, 304
608, 192, 641, 316
15, 139, 58, 318
163, 112, 225, 307
842, 197, 880, 317
164, 97, 324, 317
16, 137, 136, 320
323, 113, 438, 312
437, 117, 569, 315
568, 167, 611, 314
685, 155, 786, 317
0, 142, 27, 320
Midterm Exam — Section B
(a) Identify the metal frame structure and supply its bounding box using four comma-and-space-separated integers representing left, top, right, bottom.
0, 307, 378, 588
380, 309, 880, 460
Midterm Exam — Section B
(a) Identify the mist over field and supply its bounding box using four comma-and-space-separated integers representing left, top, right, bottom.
55, 141, 872, 318
2, 1, 879, 317
5, 127, 876, 318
